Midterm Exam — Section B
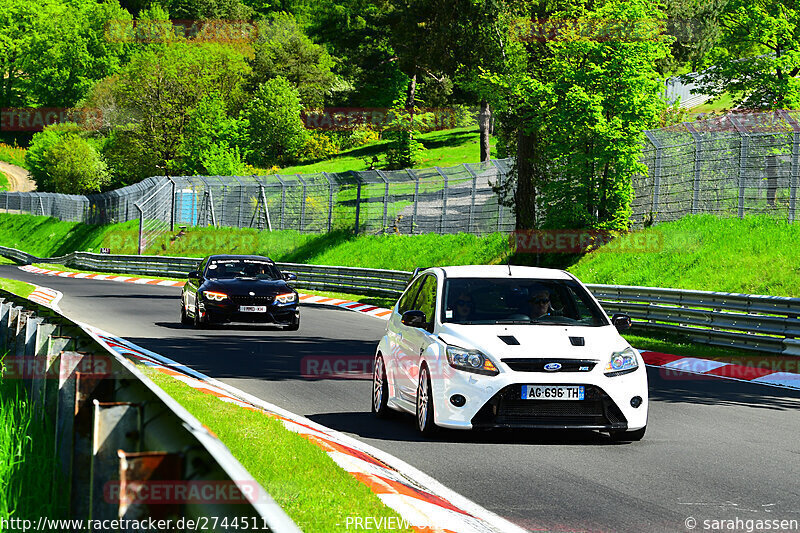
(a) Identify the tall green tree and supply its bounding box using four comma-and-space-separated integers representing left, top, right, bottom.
244, 77, 308, 166
111, 42, 251, 175
250, 12, 336, 108
481, 0, 671, 230
692, 0, 800, 108
26, 123, 109, 193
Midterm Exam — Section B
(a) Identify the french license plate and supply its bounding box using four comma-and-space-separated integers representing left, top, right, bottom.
239, 305, 267, 313
522, 385, 585, 400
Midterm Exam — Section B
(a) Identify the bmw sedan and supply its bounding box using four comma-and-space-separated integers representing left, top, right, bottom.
372, 265, 647, 441
181, 255, 300, 329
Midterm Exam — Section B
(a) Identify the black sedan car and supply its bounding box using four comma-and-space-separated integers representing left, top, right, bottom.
181, 255, 300, 329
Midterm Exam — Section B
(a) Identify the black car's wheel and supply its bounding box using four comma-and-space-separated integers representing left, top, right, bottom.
610, 426, 646, 442
193, 295, 206, 329
416, 365, 437, 436
372, 354, 390, 418
285, 316, 300, 331
180, 298, 192, 326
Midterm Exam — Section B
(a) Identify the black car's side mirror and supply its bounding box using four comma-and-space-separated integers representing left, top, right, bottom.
188, 271, 202, 280
283, 272, 297, 281
611, 313, 632, 332
401, 310, 428, 328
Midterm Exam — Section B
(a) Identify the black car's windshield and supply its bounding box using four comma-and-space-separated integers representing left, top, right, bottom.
442, 277, 608, 327
205, 259, 281, 280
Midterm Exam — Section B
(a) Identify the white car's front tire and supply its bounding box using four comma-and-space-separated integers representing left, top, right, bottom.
416, 365, 437, 436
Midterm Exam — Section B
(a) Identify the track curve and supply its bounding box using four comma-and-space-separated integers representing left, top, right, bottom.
3, 265, 799, 533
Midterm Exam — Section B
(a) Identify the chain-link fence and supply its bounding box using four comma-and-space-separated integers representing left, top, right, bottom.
632, 110, 800, 225
0, 160, 516, 251
4, 111, 799, 253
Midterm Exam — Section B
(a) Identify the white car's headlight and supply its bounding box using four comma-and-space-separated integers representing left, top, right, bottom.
605, 347, 639, 377
446, 346, 499, 376
274, 292, 297, 305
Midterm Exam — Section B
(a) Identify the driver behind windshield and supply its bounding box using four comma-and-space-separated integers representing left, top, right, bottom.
528, 285, 553, 319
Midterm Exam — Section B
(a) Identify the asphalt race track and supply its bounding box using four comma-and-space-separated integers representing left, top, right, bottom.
4, 265, 799, 533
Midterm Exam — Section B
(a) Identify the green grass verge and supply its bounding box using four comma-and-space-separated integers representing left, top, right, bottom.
142, 367, 411, 533
0, 144, 27, 169
0, 277, 35, 299
0, 360, 67, 526
568, 214, 800, 297
277, 127, 496, 175
0, 214, 510, 271
0, 172, 9, 192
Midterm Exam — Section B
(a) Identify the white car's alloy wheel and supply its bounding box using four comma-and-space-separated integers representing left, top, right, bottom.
372, 355, 389, 417
416, 366, 436, 435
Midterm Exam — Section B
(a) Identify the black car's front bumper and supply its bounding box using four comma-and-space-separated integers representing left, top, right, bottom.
201, 298, 298, 325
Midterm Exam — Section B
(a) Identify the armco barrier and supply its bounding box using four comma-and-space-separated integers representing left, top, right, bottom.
2, 245, 800, 355
0, 288, 300, 530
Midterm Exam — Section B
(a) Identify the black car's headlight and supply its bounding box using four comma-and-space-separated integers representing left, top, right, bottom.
605, 347, 639, 377
446, 346, 499, 376
202, 291, 228, 301
274, 292, 297, 305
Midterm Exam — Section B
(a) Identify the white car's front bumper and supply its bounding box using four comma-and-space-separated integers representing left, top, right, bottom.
429, 360, 648, 431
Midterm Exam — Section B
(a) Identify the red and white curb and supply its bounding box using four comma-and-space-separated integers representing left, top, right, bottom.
19, 264, 184, 287
84, 325, 526, 533
18, 265, 394, 321
29, 285, 63, 310
640, 351, 800, 390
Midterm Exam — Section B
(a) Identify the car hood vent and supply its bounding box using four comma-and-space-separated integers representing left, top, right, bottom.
569, 336, 585, 346
498, 335, 520, 345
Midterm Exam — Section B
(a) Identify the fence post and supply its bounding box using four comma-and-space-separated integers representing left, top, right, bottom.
491, 159, 505, 231
729, 116, 749, 219
295, 174, 307, 232
644, 131, 662, 219
135, 203, 144, 255
233, 177, 244, 228
168, 178, 176, 231
434, 167, 448, 233
354, 177, 362, 235
260, 185, 273, 231
685, 122, 702, 214
407, 169, 419, 234
463, 164, 479, 233
274, 175, 286, 230
375, 170, 390, 233
207, 190, 218, 227
323, 172, 334, 232
779, 110, 800, 223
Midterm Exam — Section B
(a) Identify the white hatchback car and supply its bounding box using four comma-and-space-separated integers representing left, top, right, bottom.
372, 265, 648, 440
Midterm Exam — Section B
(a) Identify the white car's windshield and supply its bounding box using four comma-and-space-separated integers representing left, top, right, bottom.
441, 278, 608, 327
205, 259, 282, 280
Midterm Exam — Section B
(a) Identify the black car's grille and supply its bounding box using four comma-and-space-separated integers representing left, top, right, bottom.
502, 359, 598, 372
471, 384, 627, 429
230, 295, 275, 304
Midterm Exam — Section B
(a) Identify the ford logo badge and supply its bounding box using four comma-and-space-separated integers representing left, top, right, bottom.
544, 362, 562, 371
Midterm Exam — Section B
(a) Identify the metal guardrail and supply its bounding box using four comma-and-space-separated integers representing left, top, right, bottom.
2, 246, 799, 355
0, 289, 300, 530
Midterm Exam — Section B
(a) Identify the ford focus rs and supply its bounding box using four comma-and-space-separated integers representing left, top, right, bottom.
181, 255, 300, 330
372, 265, 647, 440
